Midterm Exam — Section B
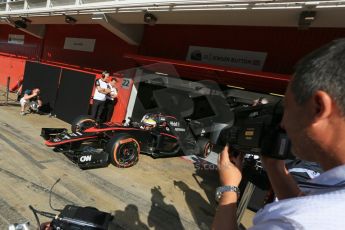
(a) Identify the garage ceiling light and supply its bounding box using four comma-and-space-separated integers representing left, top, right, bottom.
14, 17, 31, 29
299, 11, 316, 29
144, 11, 157, 26
91, 12, 105, 20
65, 15, 77, 24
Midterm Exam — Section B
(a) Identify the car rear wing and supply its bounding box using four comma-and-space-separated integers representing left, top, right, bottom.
41, 128, 68, 140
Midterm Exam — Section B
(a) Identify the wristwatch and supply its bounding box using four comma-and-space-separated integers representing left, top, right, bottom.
215, 185, 240, 202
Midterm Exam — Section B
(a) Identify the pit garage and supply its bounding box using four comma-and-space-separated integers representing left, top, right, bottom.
0, 55, 287, 230
0, 0, 345, 229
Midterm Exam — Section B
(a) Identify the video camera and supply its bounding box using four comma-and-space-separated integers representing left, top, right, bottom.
219, 101, 294, 190
222, 101, 293, 160
26, 179, 113, 230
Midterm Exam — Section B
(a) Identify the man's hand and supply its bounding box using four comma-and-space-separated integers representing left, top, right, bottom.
97, 86, 111, 94
218, 145, 243, 187
260, 156, 302, 199
112, 89, 118, 98
261, 156, 286, 172
213, 144, 242, 230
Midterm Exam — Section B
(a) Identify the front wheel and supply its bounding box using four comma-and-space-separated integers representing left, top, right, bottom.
71, 115, 96, 133
106, 133, 140, 168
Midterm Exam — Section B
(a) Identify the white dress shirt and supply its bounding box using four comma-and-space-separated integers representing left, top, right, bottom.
250, 165, 345, 230
106, 84, 117, 101
93, 79, 108, 101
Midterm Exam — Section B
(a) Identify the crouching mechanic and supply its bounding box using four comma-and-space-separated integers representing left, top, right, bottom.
20, 88, 42, 115
212, 39, 345, 229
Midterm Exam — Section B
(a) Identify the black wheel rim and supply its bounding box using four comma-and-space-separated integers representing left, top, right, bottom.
117, 142, 138, 165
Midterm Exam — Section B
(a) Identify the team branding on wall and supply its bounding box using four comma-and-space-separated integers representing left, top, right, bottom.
8, 34, 24, 45
63, 37, 96, 52
186, 46, 267, 71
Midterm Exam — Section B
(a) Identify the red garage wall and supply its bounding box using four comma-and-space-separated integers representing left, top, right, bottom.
0, 56, 26, 88
0, 24, 138, 89
0, 25, 42, 87
2, 23, 345, 84
0, 25, 43, 59
140, 25, 345, 74
41, 24, 138, 73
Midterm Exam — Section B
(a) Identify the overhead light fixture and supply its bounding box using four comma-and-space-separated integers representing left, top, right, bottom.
91, 12, 106, 20
299, 11, 316, 29
14, 17, 31, 29
144, 11, 157, 26
65, 15, 77, 24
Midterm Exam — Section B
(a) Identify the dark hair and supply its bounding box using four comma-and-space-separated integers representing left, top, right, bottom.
101, 71, 109, 78
291, 39, 345, 115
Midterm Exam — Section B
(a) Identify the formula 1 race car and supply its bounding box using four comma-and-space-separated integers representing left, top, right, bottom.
41, 113, 212, 169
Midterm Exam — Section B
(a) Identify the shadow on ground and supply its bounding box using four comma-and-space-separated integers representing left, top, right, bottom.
110, 204, 149, 230
147, 186, 184, 230
173, 156, 219, 229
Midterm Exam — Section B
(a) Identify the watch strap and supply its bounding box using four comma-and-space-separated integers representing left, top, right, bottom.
215, 185, 240, 202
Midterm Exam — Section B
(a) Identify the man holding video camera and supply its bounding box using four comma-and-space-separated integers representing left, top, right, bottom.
213, 39, 345, 229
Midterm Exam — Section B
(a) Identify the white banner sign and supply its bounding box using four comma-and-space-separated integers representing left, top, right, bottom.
63, 37, 96, 52
8, 34, 24, 45
186, 46, 267, 71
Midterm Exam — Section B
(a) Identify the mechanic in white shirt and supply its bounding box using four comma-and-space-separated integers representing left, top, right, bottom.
91, 71, 111, 122
103, 78, 118, 122
213, 39, 345, 229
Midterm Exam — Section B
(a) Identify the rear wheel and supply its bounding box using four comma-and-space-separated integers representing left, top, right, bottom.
197, 138, 212, 158
106, 133, 140, 168
71, 115, 96, 133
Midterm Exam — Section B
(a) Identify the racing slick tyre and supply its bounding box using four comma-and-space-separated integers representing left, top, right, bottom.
71, 115, 96, 133
106, 133, 140, 168
197, 137, 212, 158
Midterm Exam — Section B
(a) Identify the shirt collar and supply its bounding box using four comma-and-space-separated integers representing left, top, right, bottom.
310, 164, 345, 185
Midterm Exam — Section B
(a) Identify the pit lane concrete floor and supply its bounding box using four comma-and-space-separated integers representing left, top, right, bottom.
0, 103, 254, 229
